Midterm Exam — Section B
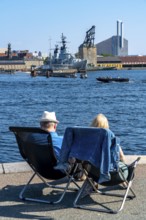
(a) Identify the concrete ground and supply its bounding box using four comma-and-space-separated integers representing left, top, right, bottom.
0, 156, 146, 220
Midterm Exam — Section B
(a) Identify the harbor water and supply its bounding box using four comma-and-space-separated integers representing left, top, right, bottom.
0, 70, 146, 163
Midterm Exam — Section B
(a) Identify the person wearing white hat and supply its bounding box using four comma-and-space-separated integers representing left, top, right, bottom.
40, 111, 86, 180
39, 111, 63, 161
27, 111, 63, 161
40, 111, 59, 124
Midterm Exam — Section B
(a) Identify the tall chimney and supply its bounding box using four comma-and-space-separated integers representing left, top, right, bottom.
117, 20, 119, 37
120, 22, 123, 48
117, 20, 120, 50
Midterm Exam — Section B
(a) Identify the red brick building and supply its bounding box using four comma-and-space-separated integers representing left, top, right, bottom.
120, 56, 146, 68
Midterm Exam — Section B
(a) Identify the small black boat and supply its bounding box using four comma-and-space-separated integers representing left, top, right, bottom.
96, 77, 129, 83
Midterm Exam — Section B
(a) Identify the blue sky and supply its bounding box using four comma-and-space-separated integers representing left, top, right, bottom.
0, 0, 146, 55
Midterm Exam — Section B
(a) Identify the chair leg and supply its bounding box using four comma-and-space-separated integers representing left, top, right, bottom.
19, 172, 36, 200
19, 164, 81, 204
117, 180, 135, 213
74, 178, 136, 213
74, 158, 140, 213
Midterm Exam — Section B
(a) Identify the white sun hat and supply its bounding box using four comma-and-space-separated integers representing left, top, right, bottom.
40, 111, 59, 123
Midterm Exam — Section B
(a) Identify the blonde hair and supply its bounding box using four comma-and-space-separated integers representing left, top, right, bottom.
90, 113, 109, 129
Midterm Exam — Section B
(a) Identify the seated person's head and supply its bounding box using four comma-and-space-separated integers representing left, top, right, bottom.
40, 111, 59, 132
90, 113, 109, 129
40, 121, 57, 132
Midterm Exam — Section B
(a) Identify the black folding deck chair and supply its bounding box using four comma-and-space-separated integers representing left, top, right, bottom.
9, 126, 80, 204
58, 126, 141, 213
73, 157, 140, 213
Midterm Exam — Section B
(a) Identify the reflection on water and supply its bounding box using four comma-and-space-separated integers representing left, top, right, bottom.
0, 70, 146, 162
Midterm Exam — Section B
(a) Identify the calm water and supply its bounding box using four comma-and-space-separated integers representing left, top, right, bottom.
0, 70, 146, 163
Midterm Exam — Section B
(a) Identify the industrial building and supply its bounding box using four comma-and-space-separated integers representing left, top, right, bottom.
96, 20, 128, 56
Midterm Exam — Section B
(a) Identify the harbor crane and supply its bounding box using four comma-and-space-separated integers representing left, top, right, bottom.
83, 25, 95, 47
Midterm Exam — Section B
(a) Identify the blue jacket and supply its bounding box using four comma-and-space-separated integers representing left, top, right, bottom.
59, 127, 120, 183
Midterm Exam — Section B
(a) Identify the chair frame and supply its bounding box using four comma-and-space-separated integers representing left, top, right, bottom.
9, 126, 80, 204
73, 157, 140, 213
19, 162, 80, 204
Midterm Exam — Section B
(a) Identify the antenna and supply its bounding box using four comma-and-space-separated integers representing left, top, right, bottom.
48, 37, 52, 57
48, 37, 52, 65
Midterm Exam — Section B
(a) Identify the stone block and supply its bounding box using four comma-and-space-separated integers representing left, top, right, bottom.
3, 161, 32, 173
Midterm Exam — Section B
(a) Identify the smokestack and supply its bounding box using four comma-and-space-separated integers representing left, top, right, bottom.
117, 20, 119, 37
117, 20, 120, 51
120, 22, 123, 48
117, 20, 123, 48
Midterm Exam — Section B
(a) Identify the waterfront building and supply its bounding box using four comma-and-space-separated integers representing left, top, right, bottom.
0, 48, 7, 55
96, 20, 128, 56
97, 56, 122, 69
0, 44, 43, 71
96, 55, 146, 70
120, 56, 146, 69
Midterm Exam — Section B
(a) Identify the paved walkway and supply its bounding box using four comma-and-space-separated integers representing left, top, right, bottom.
0, 156, 146, 220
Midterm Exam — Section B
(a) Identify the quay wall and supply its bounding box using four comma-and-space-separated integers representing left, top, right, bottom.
0, 59, 43, 71
0, 155, 146, 174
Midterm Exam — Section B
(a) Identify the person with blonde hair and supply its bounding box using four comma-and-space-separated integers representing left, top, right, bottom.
90, 113, 109, 129
90, 113, 128, 187
90, 113, 125, 162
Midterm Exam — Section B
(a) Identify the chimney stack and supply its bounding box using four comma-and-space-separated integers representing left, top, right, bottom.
117, 20, 123, 48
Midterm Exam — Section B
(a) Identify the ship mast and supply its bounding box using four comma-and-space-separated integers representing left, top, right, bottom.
48, 37, 52, 65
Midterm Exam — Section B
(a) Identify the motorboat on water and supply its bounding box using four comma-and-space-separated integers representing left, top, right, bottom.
96, 77, 129, 83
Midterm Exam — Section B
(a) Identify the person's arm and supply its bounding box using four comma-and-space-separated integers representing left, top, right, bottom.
119, 147, 125, 162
